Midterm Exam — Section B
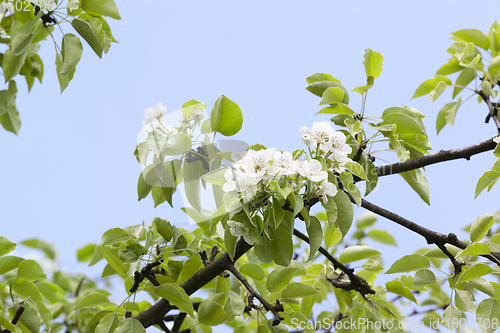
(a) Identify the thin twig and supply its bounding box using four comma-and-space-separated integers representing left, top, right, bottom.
226, 264, 284, 325
293, 229, 375, 295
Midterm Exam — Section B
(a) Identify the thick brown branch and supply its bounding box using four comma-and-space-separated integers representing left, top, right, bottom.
359, 197, 500, 265
293, 229, 375, 295
376, 137, 496, 177
135, 239, 252, 328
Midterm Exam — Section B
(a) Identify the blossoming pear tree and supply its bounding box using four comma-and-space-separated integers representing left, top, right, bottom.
4, 22, 500, 333
0, 0, 120, 135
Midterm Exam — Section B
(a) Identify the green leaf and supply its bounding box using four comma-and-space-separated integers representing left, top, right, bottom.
306, 81, 349, 104
428, 81, 447, 102
454, 289, 473, 312
306, 73, 339, 84
282, 283, 318, 298
489, 55, 500, 74
272, 227, 293, 266
60, 33, 83, 74
114, 319, 145, 333
333, 190, 352, 238
210, 94, 243, 136
239, 263, 265, 281
162, 133, 192, 155
356, 212, 376, 229
201, 167, 228, 186
316, 103, 354, 115
0, 237, 16, 256
3, 46, 31, 83
81, 0, 121, 19
385, 254, 430, 274
386, 279, 417, 303
362, 259, 384, 273
323, 223, 341, 248
456, 243, 491, 257
366, 230, 397, 246
98, 245, 129, 279
11, 20, 34, 56
470, 214, 494, 242
224, 296, 245, 321
17, 260, 47, 281
339, 245, 380, 264
436, 99, 461, 134
74, 294, 110, 310
457, 264, 492, 284
306, 216, 322, 261
363, 48, 383, 79
155, 284, 194, 316
55, 53, 75, 92
95, 313, 119, 333
0, 256, 24, 275
436, 57, 463, 76
475, 170, 500, 199
413, 269, 436, 288
17, 303, 41, 333
77, 244, 96, 262
453, 67, 476, 98
71, 18, 105, 58
318, 87, 344, 105
476, 299, 500, 333
352, 75, 374, 95
399, 169, 430, 205
425, 244, 462, 258
266, 267, 297, 293
101, 228, 130, 245
20, 238, 56, 259
442, 305, 463, 330
198, 298, 226, 326
344, 161, 367, 180
153, 218, 172, 242
452, 29, 490, 50
412, 76, 451, 99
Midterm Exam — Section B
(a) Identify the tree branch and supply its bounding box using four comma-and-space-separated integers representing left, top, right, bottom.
293, 229, 375, 295
227, 264, 284, 325
478, 90, 500, 132
135, 239, 253, 328
358, 197, 500, 265
375, 137, 496, 177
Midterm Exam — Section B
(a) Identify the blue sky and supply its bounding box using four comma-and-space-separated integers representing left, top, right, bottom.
1, 0, 500, 303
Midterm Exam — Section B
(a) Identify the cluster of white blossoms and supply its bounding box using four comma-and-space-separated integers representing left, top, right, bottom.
300, 121, 352, 172
142, 103, 206, 137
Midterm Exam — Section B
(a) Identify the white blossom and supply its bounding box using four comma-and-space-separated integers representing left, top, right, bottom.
299, 126, 312, 147
227, 220, 254, 245
297, 159, 328, 182
268, 151, 299, 178
316, 180, 338, 203
142, 103, 167, 134
330, 151, 352, 173
222, 168, 259, 194
145, 102, 166, 119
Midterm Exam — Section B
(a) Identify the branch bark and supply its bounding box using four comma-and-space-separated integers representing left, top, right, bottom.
135, 240, 253, 328
358, 197, 500, 265
376, 137, 496, 177
293, 229, 375, 295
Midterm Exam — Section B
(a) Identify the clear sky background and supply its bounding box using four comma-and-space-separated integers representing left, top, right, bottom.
1, 0, 500, 315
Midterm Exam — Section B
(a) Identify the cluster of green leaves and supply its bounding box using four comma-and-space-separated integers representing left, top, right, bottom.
307, 48, 432, 204
0, 0, 120, 135
0, 236, 148, 333
410, 22, 500, 201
